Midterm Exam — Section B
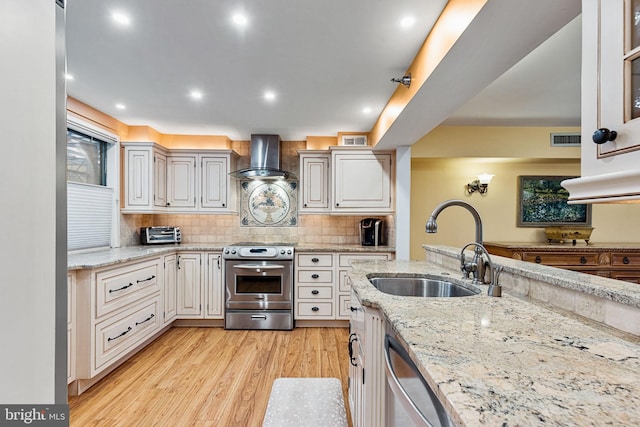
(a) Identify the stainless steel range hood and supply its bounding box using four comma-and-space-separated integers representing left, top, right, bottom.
230, 134, 296, 180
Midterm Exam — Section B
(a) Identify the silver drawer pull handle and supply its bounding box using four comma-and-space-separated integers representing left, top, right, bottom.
251, 315, 267, 320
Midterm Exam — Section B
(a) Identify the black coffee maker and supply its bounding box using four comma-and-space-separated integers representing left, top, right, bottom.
360, 218, 385, 246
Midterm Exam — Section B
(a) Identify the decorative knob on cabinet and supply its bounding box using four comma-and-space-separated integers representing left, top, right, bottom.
592, 128, 617, 144
311, 289, 320, 295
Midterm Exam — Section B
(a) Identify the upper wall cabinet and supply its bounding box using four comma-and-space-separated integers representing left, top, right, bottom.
299, 147, 394, 214
563, 0, 640, 203
122, 142, 238, 214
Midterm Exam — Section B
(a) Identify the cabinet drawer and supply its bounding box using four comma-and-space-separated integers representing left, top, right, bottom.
338, 253, 391, 267
297, 285, 333, 299
610, 270, 640, 283
297, 269, 333, 283
297, 254, 333, 267
297, 302, 333, 317
95, 258, 161, 318
337, 294, 351, 318
94, 297, 161, 374
522, 252, 599, 267
611, 253, 640, 267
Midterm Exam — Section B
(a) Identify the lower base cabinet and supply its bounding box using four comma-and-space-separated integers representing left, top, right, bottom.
348, 288, 386, 427
295, 251, 393, 321
175, 251, 223, 319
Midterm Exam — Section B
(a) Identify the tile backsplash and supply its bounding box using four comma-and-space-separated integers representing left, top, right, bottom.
121, 213, 395, 246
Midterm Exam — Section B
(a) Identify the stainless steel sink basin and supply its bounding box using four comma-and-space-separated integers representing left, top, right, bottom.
368, 277, 479, 297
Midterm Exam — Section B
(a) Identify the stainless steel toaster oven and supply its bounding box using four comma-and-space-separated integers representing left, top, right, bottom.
140, 226, 181, 245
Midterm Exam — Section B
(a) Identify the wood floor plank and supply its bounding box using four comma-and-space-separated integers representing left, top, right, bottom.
69, 327, 351, 427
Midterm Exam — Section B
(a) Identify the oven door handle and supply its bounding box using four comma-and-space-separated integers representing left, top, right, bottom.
233, 264, 286, 270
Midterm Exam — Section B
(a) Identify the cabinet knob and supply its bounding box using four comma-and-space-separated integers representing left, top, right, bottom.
311, 257, 319, 263
311, 289, 320, 295
303, 203, 307, 207
349, 306, 358, 312
311, 274, 320, 279
580, 256, 587, 264
592, 128, 618, 144
623, 256, 630, 264
311, 306, 319, 312
535, 256, 542, 264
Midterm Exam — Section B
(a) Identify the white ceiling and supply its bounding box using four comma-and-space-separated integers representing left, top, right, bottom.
66, 1, 581, 143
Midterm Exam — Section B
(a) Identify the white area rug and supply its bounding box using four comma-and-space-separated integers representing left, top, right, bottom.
262, 377, 348, 427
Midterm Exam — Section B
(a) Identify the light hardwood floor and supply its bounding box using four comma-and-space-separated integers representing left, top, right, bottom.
69, 327, 352, 426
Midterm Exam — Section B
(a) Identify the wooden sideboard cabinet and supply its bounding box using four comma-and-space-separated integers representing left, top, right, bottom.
484, 242, 640, 284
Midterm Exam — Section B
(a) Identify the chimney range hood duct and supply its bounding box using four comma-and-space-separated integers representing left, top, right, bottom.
230, 134, 296, 180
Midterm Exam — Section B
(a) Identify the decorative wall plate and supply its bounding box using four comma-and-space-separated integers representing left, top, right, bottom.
241, 181, 298, 227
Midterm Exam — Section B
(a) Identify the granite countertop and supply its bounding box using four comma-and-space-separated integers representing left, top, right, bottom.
348, 257, 640, 426
67, 243, 395, 270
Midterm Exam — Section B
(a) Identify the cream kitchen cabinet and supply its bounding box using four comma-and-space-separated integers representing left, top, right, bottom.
298, 148, 395, 214
163, 254, 177, 325
336, 252, 392, 320
299, 152, 331, 212
563, 0, 640, 203
176, 252, 203, 318
122, 142, 238, 213
332, 149, 393, 213
122, 142, 168, 212
348, 287, 386, 427
205, 253, 224, 318
295, 253, 335, 320
75, 257, 163, 384
175, 251, 224, 319
167, 155, 197, 209
295, 251, 393, 321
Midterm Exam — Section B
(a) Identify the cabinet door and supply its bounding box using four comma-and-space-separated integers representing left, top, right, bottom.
126, 148, 152, 208
176, 253, 202, 318
597, 1, 640, 156
300, 155, 330, 211
200, 156, 228, 209
333, 151, 392, 211
154, 152, 167, 208
163, 254, 177, 324
167, 156, 197, 209
205, 253, 223, 318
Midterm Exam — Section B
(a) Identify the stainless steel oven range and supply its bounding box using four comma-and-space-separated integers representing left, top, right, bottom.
223, 242, 294, 330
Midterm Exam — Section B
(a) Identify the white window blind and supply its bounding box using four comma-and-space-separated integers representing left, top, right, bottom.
67, 182, 113, 251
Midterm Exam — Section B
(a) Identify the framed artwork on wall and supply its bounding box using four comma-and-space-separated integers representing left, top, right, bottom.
517, 176, 592, 227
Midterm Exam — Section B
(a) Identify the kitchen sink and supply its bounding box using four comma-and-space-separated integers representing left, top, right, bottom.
368, 276, 480, 297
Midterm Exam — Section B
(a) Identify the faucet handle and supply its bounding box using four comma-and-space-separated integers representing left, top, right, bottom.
487, 265, 504, 297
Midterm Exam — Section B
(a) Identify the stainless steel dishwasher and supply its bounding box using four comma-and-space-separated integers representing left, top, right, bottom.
384, 328, 453, 427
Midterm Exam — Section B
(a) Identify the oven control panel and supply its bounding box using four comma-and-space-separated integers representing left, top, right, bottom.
222, 245, 294, 260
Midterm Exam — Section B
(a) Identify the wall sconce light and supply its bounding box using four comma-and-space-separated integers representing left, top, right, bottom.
390, 72, 412, 88
467, 173, 494, 195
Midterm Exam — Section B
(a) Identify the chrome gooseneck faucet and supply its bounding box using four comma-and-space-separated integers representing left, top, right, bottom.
425, 199, 487, 285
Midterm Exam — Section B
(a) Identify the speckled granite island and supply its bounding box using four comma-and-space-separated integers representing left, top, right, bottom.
348, 245, 640, 426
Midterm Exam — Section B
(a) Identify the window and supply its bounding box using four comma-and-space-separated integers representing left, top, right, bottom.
67, 128, 107, 185
66, 117, 120, 251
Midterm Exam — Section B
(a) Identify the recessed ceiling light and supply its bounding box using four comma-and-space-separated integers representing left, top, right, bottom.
64, 73, 74, 81
111, 11, 131, 26
189, 90, 204, 100
115, 103, 126, 110
232, 12, 248, 27
264, 91, 276, 102
400, 16, 415, 28
362, 107, 372, 114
